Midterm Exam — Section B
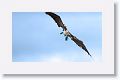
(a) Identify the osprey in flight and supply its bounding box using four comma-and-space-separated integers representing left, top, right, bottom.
45, 12, 92, 57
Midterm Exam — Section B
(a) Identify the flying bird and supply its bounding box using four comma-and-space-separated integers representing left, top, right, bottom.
45, 12, 92, 57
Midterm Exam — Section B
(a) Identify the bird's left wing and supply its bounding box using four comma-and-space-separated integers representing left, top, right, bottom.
45, 12, 92, 57
71, 35, 92, 57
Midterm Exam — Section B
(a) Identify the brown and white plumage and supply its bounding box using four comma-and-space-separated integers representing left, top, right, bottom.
45, 12, 92, 57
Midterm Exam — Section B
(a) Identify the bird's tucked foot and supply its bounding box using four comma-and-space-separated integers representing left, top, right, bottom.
60, 32, 63, 34
65, 36, 68, 41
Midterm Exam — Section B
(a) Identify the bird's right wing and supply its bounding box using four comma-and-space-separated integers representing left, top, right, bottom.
45, 12, 67, 30
46, 12, 92, 57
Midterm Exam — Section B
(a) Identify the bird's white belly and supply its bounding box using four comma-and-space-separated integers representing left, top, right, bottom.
64, 30, 70, 36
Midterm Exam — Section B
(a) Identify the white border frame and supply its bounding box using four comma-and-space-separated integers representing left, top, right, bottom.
0, 0, 114, 74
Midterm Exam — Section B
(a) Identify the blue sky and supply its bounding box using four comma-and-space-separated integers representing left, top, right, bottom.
12, 12, 102, 62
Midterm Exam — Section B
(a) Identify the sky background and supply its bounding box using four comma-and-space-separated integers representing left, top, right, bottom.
12, 12, 102, 62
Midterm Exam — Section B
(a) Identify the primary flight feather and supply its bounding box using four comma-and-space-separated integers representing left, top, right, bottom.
45, 12, 92, 57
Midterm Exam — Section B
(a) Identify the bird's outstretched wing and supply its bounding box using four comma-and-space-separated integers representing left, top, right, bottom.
45, 12, 92, 57
71, 35, 92, 57
45, 12, 67, 30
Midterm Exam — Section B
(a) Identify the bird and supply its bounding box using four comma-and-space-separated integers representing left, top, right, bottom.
45, 12, 92, 57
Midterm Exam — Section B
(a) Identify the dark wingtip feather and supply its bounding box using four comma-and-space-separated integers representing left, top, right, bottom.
82, 46, 92, 57
86, 51, 92, 57
45, 12, 50, 14
88, 52, 92, 57
45, 12, 54, 14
